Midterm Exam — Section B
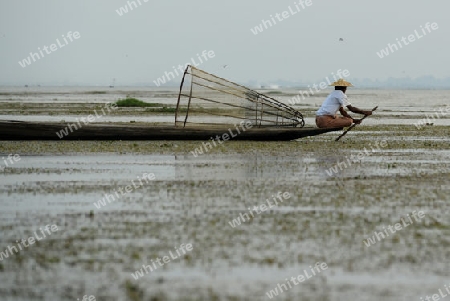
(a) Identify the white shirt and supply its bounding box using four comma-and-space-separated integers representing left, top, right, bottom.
316, 90, 351, 116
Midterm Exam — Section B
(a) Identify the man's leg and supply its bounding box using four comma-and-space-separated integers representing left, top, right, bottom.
333, 117, 353, 127
316, 116, 352, 128
316, 116, 332, 128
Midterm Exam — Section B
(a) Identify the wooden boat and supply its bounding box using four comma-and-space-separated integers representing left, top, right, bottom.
0, 66, 343, 141
0, 120, 341, 141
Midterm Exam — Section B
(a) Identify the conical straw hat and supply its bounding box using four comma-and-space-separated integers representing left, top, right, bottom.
329, 78, 354, 87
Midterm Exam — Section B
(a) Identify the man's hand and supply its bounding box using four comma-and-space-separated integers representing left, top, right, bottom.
353, 119, 362, 124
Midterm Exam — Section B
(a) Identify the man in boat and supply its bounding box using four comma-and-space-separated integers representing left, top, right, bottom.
315, 79, 372, 128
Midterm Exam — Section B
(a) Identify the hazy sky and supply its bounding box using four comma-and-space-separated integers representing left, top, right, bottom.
0, 0, 448, 86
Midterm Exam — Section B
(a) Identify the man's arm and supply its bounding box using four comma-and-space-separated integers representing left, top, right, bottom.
339, 107, 352, 119
347, 105, 372, 116
339, 107, 363, 124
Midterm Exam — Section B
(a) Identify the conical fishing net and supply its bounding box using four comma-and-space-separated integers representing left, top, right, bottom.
175, 65, 304, 128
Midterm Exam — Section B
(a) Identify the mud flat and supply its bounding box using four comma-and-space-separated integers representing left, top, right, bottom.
0, 88, 449, 301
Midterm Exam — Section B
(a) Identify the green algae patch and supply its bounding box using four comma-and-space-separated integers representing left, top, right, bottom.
115, 98, 161, 108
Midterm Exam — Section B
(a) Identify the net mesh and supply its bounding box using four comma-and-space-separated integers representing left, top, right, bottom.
175, 65, 304, 128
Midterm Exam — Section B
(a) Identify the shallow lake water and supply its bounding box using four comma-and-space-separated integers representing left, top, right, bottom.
0, 88, 449, 301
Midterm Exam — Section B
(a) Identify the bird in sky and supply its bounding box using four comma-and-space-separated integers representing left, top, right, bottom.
339, 38, 344, 41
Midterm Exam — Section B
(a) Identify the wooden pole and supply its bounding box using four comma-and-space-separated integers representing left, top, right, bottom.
335, 106, 378, 141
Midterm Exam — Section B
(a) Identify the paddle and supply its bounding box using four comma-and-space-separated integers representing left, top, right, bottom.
335, 106, 378, 141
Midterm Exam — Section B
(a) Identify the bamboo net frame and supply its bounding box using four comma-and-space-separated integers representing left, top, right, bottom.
175, 65, 305, 128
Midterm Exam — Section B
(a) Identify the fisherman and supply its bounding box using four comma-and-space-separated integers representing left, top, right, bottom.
315, 79, 372, 128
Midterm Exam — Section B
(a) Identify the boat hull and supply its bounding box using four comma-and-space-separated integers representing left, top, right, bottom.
0, 121, 342, 141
